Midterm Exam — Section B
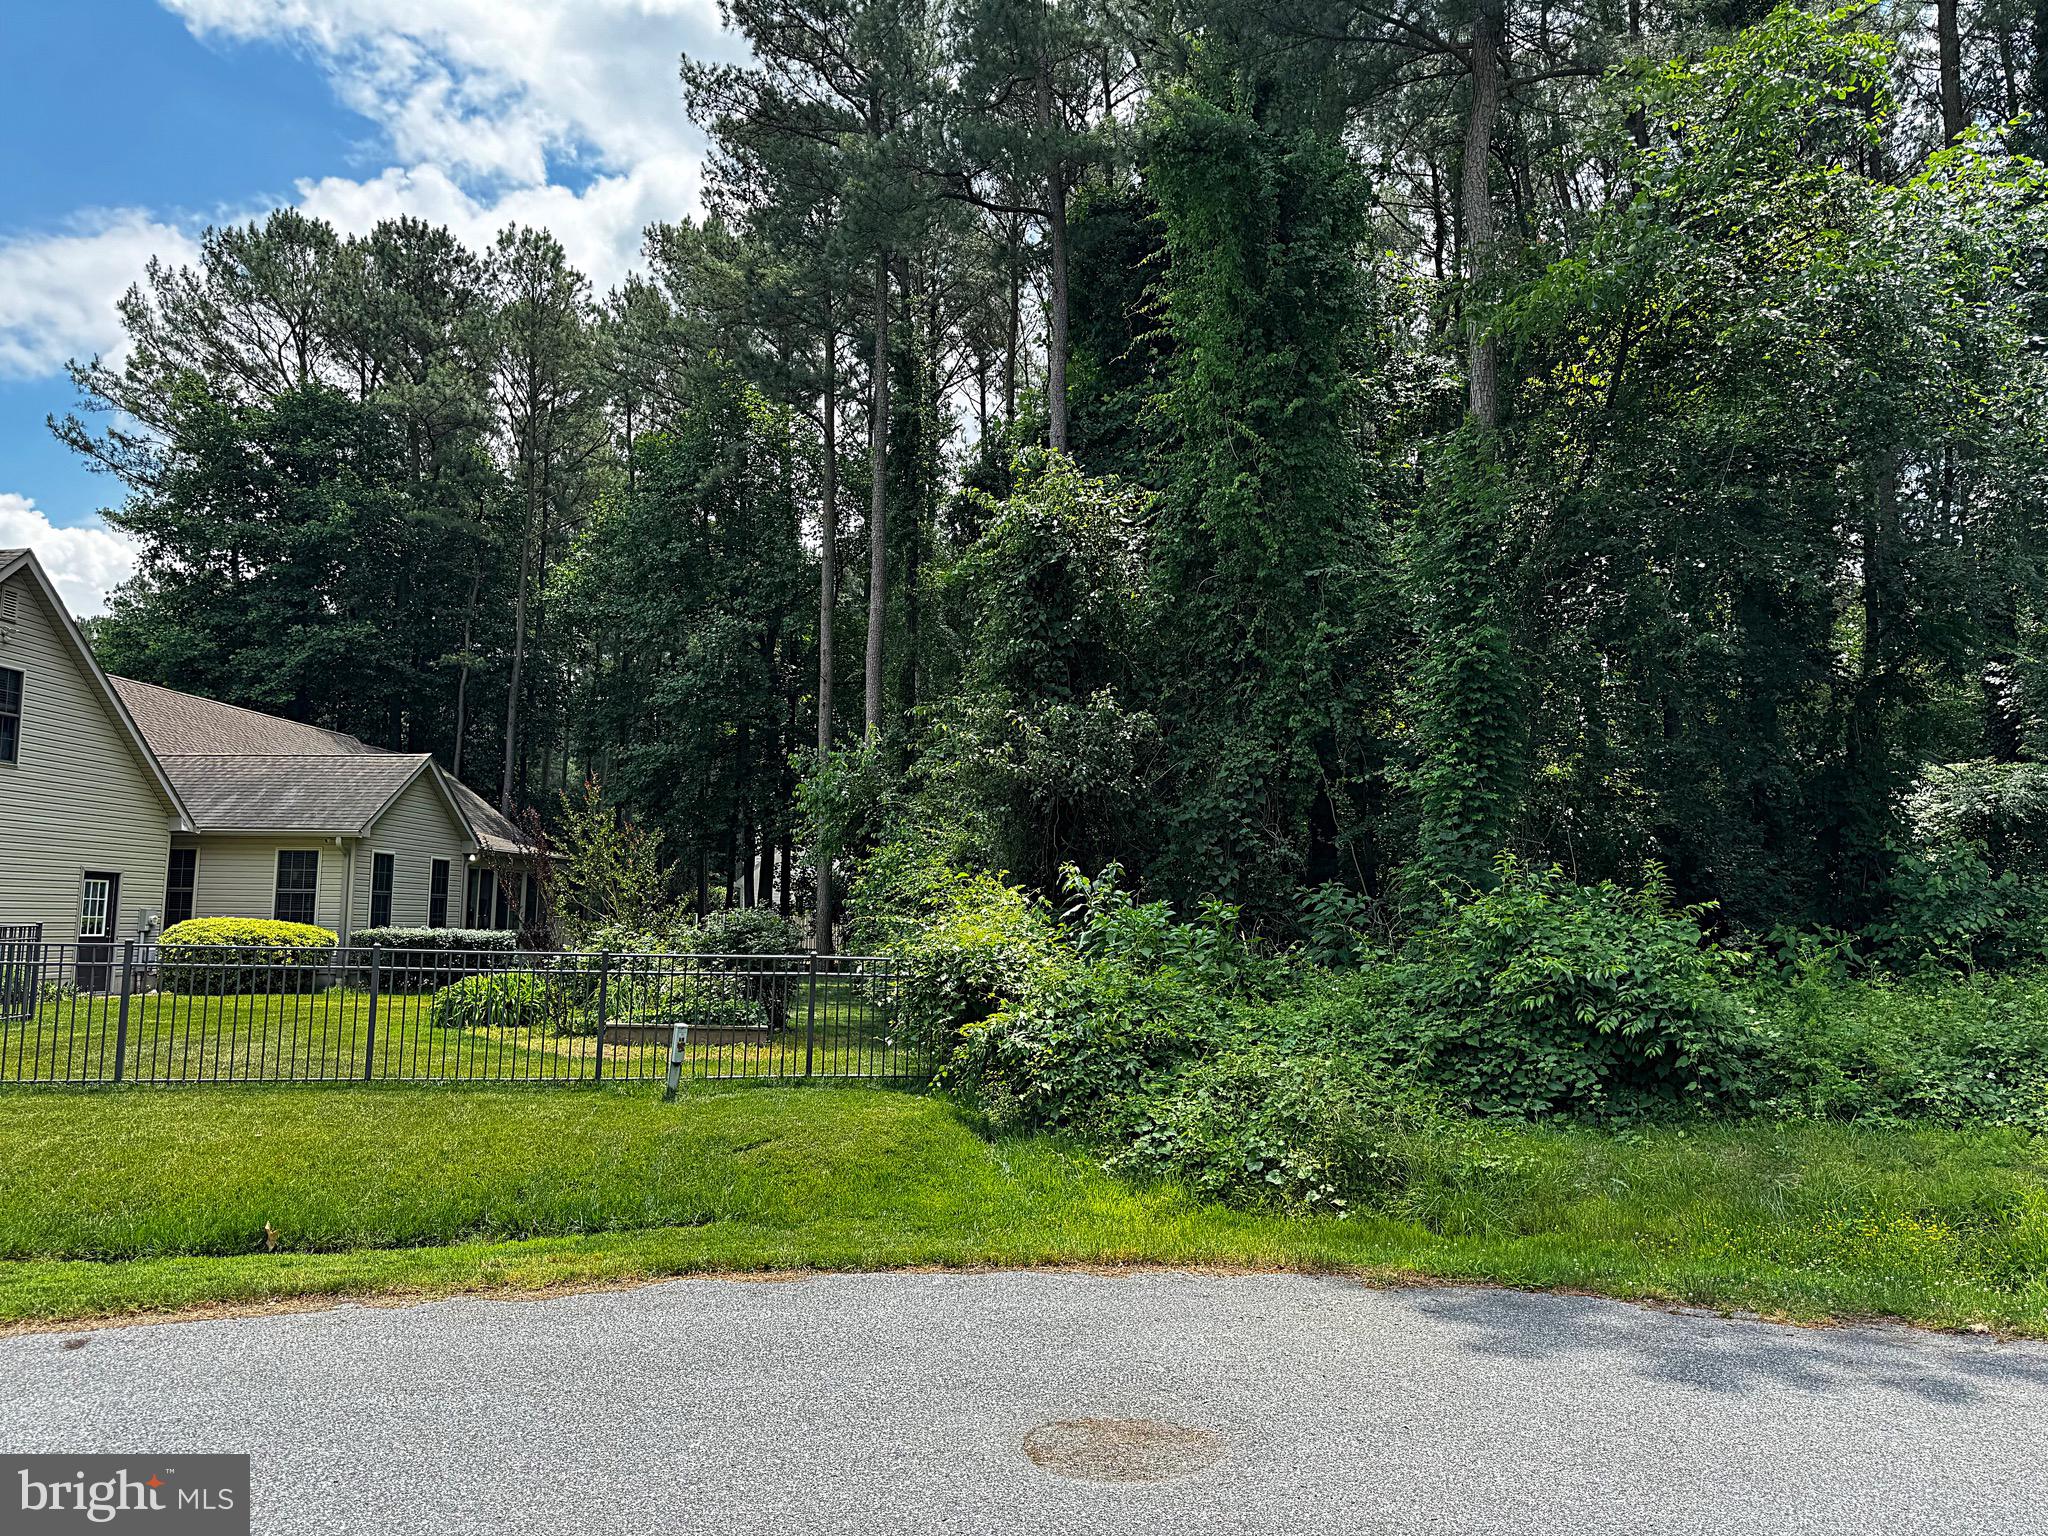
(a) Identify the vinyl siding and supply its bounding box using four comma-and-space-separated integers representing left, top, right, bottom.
178, 834, 352, 934
352, 773, 473, 933
0, 569, 179, 943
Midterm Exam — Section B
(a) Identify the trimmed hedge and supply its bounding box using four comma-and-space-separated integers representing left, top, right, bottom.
350, 927, 518, 952
157, 918, 336, 995
349, 927, 518, 992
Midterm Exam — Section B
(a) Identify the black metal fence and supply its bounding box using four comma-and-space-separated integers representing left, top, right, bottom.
0, 942, 929, 1087
0, 924, 41, 1023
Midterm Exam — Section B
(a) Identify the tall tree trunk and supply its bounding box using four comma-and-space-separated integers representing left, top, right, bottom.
501, 476, 538, 813
1938, 0, 1967, 145
815, 321, 840, 954
1462, 0, 1505, 429
741, 809, 757, 908
1039, 61, 1071, 452
1004, 232, 1021, 425
818, 318, 838, 759
778, 827, 793, 919
1627, 0, 1648, 149
452, 564, 479, 778
865, 250, 890, 738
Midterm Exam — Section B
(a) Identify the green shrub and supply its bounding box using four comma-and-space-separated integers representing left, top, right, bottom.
157, 917, 337, 995
882, 869, 1067, 1049
690, 907, 804, 957
1871, 761, 2048, 968
1059, 865, 1270, 993
429, 971, 568, 1034
611, 988, 768, 1039
947, 957, 1227, 1129
1109, 1045, 1456, 1213
351, 927, 517, 952
348, 927, 517, 992
1398, 857, 1757, 1119
1751, 967, 2048, 1129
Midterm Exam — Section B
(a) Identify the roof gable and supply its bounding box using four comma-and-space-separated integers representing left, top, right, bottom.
0, 550, 191, 828
158, 752, 447, 835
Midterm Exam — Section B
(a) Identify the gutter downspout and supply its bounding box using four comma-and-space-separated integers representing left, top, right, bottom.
339, 837, 355, 946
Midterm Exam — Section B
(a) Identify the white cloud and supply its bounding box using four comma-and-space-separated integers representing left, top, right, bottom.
0, 496, 137, 617
164, 0, 727, 186
0, 213, 201, 379
0, 4, 728, 390
295, 153, 701, 293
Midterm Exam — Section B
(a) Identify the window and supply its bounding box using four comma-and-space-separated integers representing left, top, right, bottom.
0, 666, 21, 765
79, 876, 113, 940
429, 859, 451, 929
521, 871, 541, 929
274, 850, 319, 925
369, 852, 395, 929
164, 848, 197, 927
464, 866, 486, 928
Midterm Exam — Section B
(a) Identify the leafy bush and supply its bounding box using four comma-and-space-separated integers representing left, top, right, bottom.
545, 776, 671, 944
1751, 967, 2048, 1129
572, 912, 700, 956
347, 927, 517, 992
429, 971, 568, 1034
1398, 858, 1757, 1119
691, 907, 804, 957
1059, 865, 1269, 993
1871, 761, 2048, 969
948, 957, 1225, 1130
351, 927, 517, 952
1109, 1045, 1456, 1213
611, 988, 768, 1039
881, 868, 1068, 1051
157, 917, 337, 994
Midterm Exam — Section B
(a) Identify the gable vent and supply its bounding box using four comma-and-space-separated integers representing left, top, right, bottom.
0, 587, 17, 624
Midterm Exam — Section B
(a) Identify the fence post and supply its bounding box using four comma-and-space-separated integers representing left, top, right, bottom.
663, 1019, 686, 1102
363, 945, 381, 1081
593, 952, 610, 1084
804, 953, 818, 1078
113, 939, 134, 1084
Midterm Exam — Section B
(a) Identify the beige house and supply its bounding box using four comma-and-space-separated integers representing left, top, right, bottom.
1, 548, 537, 951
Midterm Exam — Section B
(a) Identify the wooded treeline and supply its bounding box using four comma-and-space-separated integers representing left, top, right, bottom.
64, 0, 2048, 954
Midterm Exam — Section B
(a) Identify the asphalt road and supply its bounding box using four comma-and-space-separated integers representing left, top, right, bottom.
3, 1271, 2043, 1535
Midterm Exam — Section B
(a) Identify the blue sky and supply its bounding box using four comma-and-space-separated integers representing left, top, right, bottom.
1, 0, 729, 613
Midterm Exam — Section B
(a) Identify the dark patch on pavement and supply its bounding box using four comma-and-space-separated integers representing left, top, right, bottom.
1024, 1417, 1226, 1482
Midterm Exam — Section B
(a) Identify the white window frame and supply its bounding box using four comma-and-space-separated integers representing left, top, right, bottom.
78, 873, 114, 940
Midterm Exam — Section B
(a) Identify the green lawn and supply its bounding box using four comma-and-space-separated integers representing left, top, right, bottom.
1, 1084, 2043, 1333
0, 975, 919, 1085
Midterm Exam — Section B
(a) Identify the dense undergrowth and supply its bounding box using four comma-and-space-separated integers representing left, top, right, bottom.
861, 852, 2048, 1217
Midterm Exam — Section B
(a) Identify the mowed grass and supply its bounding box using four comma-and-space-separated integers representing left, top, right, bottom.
2, 1085, 2045, 1333
0, 976, 916, 1085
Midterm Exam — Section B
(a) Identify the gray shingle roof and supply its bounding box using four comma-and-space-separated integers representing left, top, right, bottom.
445, 776, 531, 855
159, 753, 437, 834
108, 674, 531, 852
111, 677, 379, 757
